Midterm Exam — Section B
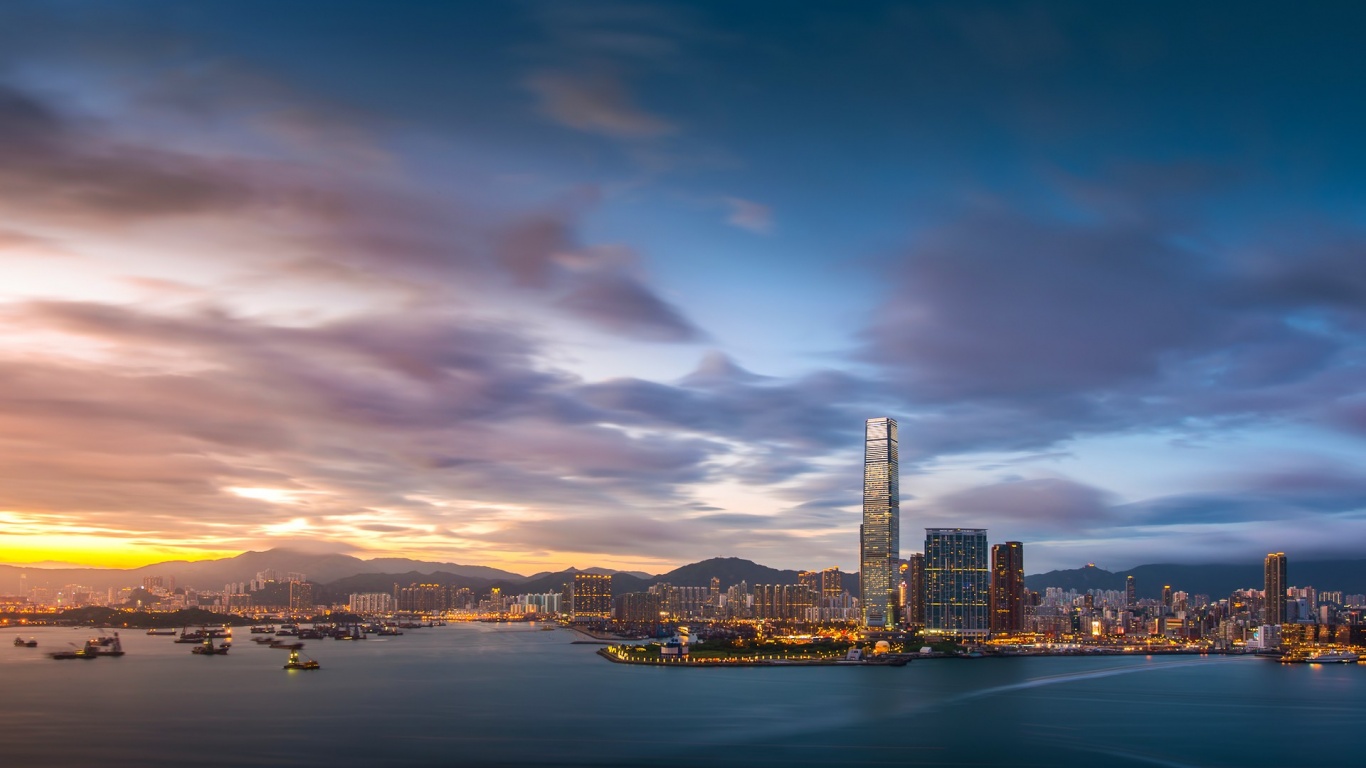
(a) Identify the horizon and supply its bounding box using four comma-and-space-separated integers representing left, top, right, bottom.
0, 545, 1353, 581
3, 3, 1366, 574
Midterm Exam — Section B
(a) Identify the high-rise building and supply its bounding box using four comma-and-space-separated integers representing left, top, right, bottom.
396, 583, 448, 613
990, 542, 1024, 634
924, 528, 989, 640
288, 581, 313, 612
572, 573, 612, 622
1265, 553, 1287, 625
1125, 575, 1136, 608
1162, 585, 1173, 613
821, 567, 843, 597
907, 553, 925, 629
860, 417, 900, 628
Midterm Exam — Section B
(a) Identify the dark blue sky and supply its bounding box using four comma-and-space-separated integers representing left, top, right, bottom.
0, 1, 1363, 573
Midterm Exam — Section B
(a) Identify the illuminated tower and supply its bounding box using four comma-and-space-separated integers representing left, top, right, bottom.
924, 528, 989, 640
1126, 575, 1136, 608
1264, 553, 1287, 624
860, 417, 899, 629
989, 542, 1024, 634
571, 573, 612, 623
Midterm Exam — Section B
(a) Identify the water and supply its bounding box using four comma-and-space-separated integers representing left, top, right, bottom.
3, 623, 1362, 767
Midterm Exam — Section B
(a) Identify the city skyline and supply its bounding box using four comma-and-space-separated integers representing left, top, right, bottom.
3, 3, 1366, 575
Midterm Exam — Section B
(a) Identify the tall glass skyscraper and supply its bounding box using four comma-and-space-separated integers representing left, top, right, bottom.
1264, 552, 1287, 625
989, 541, 1024, 634
860, 417, 899, 629
924, 528, 989, 640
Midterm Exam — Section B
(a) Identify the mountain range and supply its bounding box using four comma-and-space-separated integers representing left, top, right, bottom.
6, 549, 1363, 601
1025, 561, 1366, 599
0, 549, 810, 597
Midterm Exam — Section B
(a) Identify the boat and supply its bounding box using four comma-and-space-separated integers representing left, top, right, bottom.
377, 626, 403, 636
283, 649, 320, 670
250, 625, 276, 634
88, 633, 125, 657
539, 625, 557, 631
50, 639, 102, 660
269, 640, 305, 650
146, 628, 177, 636
13, 637, 37, 647
191, 636, 230, 655
1305, 650, 1360, 664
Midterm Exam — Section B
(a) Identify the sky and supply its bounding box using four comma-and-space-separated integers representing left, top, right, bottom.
1, 1, 1364, 575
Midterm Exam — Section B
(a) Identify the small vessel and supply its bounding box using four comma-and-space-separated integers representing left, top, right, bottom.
283, 649, 320, 670
539, 625, 557, 631
146, 628, 177, 636
191, 636, 230, 655
250, 625, 276, 634
14, 636, 37, 647
269, 640, 305, 650
377, 626, 403, 636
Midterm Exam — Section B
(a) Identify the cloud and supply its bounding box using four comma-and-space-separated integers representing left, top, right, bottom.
856, 182, 1366, 461
723, 197, 773, 234
526, 70, 674, 139
0, 83, 257, 222
557, 273, 702, 342
929, 477, 1114, 533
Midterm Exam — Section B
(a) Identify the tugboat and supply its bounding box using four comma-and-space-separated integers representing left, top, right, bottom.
14, 636, 38, 647
283, 649, 320, 670
191, 636, 230, 655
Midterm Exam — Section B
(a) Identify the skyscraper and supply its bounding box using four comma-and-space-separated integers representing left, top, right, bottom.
1265, 552, 1287, 625
924, 528, 990, 640
990, 542, 1024, 634
907, 552, 925, 629
1125, 575, 1135, 608
860, 417, 899, 628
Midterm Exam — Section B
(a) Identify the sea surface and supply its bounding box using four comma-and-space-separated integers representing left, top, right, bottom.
2, 623, 1361, 768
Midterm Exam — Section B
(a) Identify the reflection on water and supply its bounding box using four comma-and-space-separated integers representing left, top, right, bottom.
2, 623, 1362, 767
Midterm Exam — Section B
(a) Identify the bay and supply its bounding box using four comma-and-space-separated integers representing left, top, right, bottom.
2, 623, 1361, 767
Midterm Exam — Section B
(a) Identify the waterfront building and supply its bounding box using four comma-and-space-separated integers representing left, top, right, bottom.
906, 553, 925, 629
571, 573, 612, 622
924, 528, 989, 640
860, 417, 900, 629
990, 542, 1024, 634
1265, 553, 1287, 625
